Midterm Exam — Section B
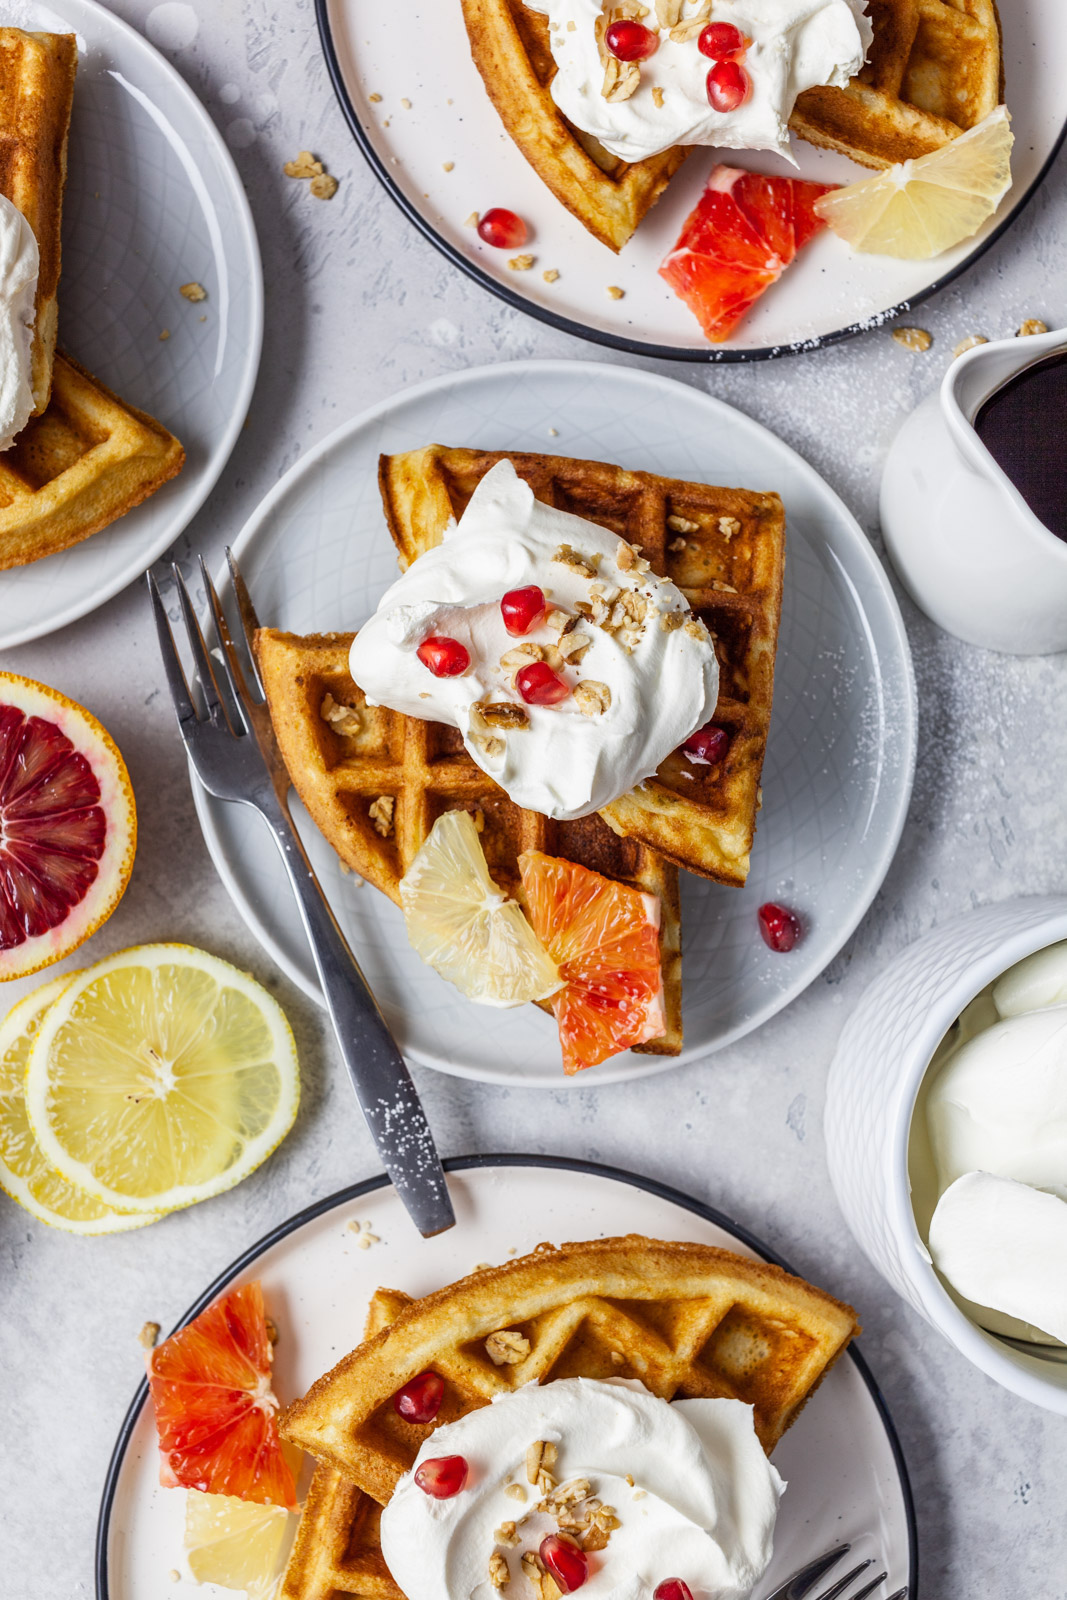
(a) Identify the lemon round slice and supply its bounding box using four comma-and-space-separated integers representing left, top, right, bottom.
184, 1490, 293, 1600
400, 810, 560, 1007
24, 944, 300, 1214
814, 105, 1013, 259
0, 976, 161, 1234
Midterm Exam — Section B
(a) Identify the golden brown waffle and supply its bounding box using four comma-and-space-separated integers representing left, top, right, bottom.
790, 0, 1002, 169
379, 447, 785, 887
0, 29, 77, 414
461, 0, 689, 251
255, 627, 683, 1057
282, 1236, 860, 1506
0, 351, 185, 570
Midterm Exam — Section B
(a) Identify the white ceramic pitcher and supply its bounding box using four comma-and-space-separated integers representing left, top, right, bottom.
880, 325, 1067, 654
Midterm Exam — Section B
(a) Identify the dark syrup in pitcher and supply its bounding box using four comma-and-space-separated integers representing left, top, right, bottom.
973, 350, 1067, 541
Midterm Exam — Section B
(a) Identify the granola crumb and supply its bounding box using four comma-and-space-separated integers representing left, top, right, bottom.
137, 1321, 161, 1349
180, 281, 207, 302
892, 326, 931, 352
624, 1473, 635, 1487
616, 539, 635, 571
652, 85, 665, 107
159, 328, 170, 341
553, 543, 597, 578
668, 536, 687, 552
504, 1482, 528, 1503
660, 610, 683, 632
465, 211, 480, 227
369, 795, 394, 837
475, 700, 530, 730
526, 1439, 557, 1485
400, 97, 412, 109
684, 618, 707, 641
606, 284, 625, 300
508, 254, 535, 271
442, 161, 455, 172
718, 515, 741, 539
284, 150, 323, 179
543, 268, 560, 283
667, 514, 699, 534
311, 172, 339, 200
953, 334, 988, 358
321, 691, 362, 736
573, 680, 611, 717
369, 92, 382, 102
494, 1520, 522, 1548
489, 1552, 509, 1588
1017, 318, 1048, 337
486, 1329, 532, 1365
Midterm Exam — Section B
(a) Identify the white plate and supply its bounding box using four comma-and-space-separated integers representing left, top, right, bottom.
190, 360, 916, 1086
96, 1158, 917, 1600
317, 0, 1064, 360
0, 0, 263, 649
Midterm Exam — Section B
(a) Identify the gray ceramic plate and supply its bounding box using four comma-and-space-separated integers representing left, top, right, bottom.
192, 360, 917, 1086
0, 0, 263, 649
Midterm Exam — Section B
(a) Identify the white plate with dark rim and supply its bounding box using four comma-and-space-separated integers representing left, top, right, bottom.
0, 0, 263, 650
189, 359, 916, 1087
95, 1156, 918, 1600
316, 0, 1065, 362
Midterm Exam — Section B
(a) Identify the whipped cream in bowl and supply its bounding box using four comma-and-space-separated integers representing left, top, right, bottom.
348, 460, 719, 822
524, 0, 872, 162
379, 1377, 784, 1600
0, 192, 39, 451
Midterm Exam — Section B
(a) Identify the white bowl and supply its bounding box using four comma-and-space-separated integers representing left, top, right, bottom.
825, 896, 1067, 1412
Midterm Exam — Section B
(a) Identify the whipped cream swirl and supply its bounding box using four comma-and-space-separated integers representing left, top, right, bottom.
0, 193, 38, 450
348, 460, 719, 821
379, 1378, 784, 1600
523, 0, 872, 162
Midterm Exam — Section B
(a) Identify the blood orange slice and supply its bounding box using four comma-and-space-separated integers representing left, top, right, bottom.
659, 166, 837, 344
518, 851, 664, 1075
0, 673, 135, 981
147, 1281, 297, 1509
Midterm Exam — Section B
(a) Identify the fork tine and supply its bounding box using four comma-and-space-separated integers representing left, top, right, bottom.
198, 555, 252, 730
765, 1544, 850, 1600
171, 562, 230, 729
225, 546, 266, 699
848, 1574, 889, 1600
885, 1590, 908, 1600
147, 570, 197, 727
816, 1561, 874, 1600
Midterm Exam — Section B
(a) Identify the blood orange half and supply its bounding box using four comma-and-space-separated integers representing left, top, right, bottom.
659, 165, 837, 344
147, 1281, 296, 1509
518, 851, 664, 1075
0, 673, 135, 981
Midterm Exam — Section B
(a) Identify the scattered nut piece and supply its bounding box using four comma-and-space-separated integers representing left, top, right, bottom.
495, 1520, 522, 1548
489, 1552, 510, 1588
400, 97, 412, 109
508, 254, 536, 271
574, 681, 611, 717
369, 92, 383, 102
553, 543, 597, 578
953, 334, 989, 358
486, 1328, 532, 1364
668, 536, 687, 552
711, 579, 738, 593
137, 1321, 161, 1349
504, 1482, 528, 1503
526, 1439, 557, 1485
501, 643, 545, 675
159, 328, 170, 341
616, 540, 636, 571
471, 728, 505, 760
476, 701, 530, 730
442, 161, 455, 172
369, 795, 395, 837
465, 211, 480, 227
602, 56, 640, 102
543, 268, 560, 283
684, 619, 708, 641
718, 515, 741, 539
660, 610, 682, 632
311, 173, 339, 200
606, 284, 625, 300
168, 1571, 182, 1584
655, 0, 683, 25
892, 326, 932, 352
180, 281, 207, 302
557, 630, 592, 663
321, 691, 362, 736
667, 513, 700, 534
1017, 318, 1048, 337
545, 606, 572, 632
652, 85, 665, 107
284, 150, 324, 178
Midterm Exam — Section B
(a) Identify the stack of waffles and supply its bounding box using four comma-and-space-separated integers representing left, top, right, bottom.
278, 1237, 861, 1600
0, 27, 184, 571
255, 445, 787, 1060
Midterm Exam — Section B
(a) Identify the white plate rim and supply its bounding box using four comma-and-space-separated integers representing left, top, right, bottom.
189, 356, 918, 1086
315, 0, 1067, 364
92, 1153, 920, 1599
1, 0, 265, 650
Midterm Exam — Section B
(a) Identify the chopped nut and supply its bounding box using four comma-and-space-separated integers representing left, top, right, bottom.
711, 579, 738, 593
545, 606, 572, 632
471, 729, 505, 760
660, 610, 683, 632
508, 254, 535, 271
526, 1439, 557, 1485
180, 281, 207, 302
1017, 318, 1048, 337
168, 1571, 182, 1584
311, 173, 339, 200
892, 326, 932, 352
369, 795, 394, 837
321, 691, 362, 736
489, 1552, 510, 1588
541, 644, 564, 673
651, 85, 665, 107
582, 1526, 610, 1552
667, 514, 700, 534
137, 1321, 160, 1349
616, 539, 636, 571
589, 581, 620, 605
265, 1316, 279, 1345
553, 543, 597, 578
668, 536, 687, 552
602, 56, 640, 102
159, 328, 170, 341
442, 161, 454, 173
953, 334, 989, 358
632, 1488, 647, 1500
504, 1482, 527, 1503
718, 515, 741, 539
573, 681, 611, 717
669, 1, 710, 40
284, 150, 323, 178
486, 1328, 532, 1364
543, 268, 560, 283
465, 211, 480, 227
655, 0, 683, 24
369, 92, 383, 102
400, 97, 412, 109
557, 630, 593, 662
606, 284, 625, 300
683, 619, 708, 642
475, 701, 530, 730
495, 1520, 522, 1548
624, 1473, 635, 1487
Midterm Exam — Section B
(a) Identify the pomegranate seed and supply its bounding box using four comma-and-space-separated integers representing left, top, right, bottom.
516, 662, 569, 705
417, 636, 470, 677
477, 208, 527, 249
393, 1372, 445, 1424
682, 723, 729, 765
698, 22, 747, 60
654, 1583, 694, 1600
706, 59, 750, 112
605, 18, 659, 60
758, 902, 802, 953
540, 1536, 588, 1593
414, 1455, 468, 1498
501, 585, 546, 636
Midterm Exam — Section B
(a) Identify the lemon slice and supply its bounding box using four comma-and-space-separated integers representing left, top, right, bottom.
184, 1490, 292, 1600
24, 944, 300, 1214
814, 105, 1013, 259
400, 810, 560, 1007
0, 977, 161, 1234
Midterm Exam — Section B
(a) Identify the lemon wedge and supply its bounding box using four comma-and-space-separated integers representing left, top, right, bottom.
184, 1490, 292, 1600
400, 810, 560, 1007
814, 105, 1013, 259
24, 944, 299, 1214
0, 976, 160, 1233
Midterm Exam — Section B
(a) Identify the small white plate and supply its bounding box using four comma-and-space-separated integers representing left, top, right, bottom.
190, 360, 916, 1087
318, 0, 1064, 360
96, 1158, 917, 1600
0, 0, 263, 649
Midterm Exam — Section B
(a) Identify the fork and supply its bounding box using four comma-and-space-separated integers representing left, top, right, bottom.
147, 551, 456, 1239
763, 1542, 908, 1600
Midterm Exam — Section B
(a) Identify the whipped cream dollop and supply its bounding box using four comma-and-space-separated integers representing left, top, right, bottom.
349, 460, 719, 821
913, 941, 1067, 1345
523, 0, 872, 162
379, 1378, 784, 1600
0, 193, 38, 450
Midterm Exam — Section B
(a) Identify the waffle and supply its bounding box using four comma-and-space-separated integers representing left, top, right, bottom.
379, 447, 785, 887
0, 29, 77, 414
282, 1235, 860, 1506
461, 0, 689, 251
255, 627, 683, 1057
0, 351, 185, 570
790, 0, 1002, 169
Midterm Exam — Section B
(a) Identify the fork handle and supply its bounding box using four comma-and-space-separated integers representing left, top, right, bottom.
266, 812, 456, 1238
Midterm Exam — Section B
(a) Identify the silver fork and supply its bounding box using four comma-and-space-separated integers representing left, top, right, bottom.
764, 1543, 907, 1600
147, 551, 456, 1239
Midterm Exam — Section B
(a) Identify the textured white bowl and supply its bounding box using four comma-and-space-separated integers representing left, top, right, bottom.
826, 896, 1067, 1412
